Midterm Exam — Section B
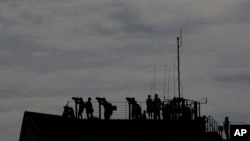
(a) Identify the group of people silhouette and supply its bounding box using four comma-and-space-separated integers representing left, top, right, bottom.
126, 94, 161, 120
62, 97, 94, 119
62, 94, 191, 121
146, 94, 161, 120
62, 97, 117, 120
96, 97, 117, 120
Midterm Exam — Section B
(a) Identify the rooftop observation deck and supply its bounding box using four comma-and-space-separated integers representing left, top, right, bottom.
66, 98, 202, 120
65, 98, 222, 133
19, 97, 227, 141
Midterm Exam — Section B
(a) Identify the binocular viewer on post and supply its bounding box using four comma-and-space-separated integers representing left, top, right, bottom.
96, 97, 105, 103
72, 97, 81, 104
96, 97, 117, 111
126, 97, 136, 105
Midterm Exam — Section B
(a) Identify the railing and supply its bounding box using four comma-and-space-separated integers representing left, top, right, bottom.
66, 99, 201, 120
217, 122, 247, 140
67, 101, 147, 120
206, 116, 219, 133
65, 99, 247, 141
205, 116, 247, 140
205, 116, 228, 140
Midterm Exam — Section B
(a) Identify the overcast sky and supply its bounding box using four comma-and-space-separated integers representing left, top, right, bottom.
1, 0, 250, 140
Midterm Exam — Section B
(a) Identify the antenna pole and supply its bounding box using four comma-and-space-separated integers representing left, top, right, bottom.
182, 86, 184, 98
151, 67, 153, 95
154, 62, 156, 95
163, 61, 167, 100
173, 62, 176, 97
150, 67, 153, 95
167, 68, 170, 99
177, 30, 182, 98
177, 37, 181, 98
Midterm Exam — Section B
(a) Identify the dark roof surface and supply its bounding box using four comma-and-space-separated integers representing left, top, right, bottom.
19, 111, 223, 141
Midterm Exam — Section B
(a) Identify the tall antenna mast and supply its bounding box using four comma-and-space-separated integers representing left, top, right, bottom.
173, 62, 176, 97
182, 86, 184, 98
153, 62, 156, 95
151, 64, 154, 95
177, 29, 183, 98
163, 61, 167, 100
167, 68, 170, 99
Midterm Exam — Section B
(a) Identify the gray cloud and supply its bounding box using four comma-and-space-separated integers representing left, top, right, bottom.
1, 0, 250, 141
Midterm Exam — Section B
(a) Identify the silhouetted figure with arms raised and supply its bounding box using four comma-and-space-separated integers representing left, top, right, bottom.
153, 94, 161, 120
146, 95, 153, 120
78, 98, 85, 119
224, 116, 230, 141
86, 97, 94, 119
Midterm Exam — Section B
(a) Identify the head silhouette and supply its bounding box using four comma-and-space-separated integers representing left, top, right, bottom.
155, 94, 158, 98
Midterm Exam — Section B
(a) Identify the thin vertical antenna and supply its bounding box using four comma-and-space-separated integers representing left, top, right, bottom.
180, 29, 183, 98
181, 80, 184, 97
177, 29, 183, 98
182, 86, 184, 98
180, 29, 183, 46
153, 62, 156, 95
167, 68, 170, 99
163, 61, 167, 100
151, 65, 153, 95
177, 36, 180, 98
173, 62, 176, 97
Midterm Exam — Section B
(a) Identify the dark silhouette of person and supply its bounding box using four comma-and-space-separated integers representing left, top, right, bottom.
126, 98, 142, 120
162, 103, 171, 120
218, 125, 223, 137
200, 115, 207, 133
153, 94, 161, 120
146, 95, 153, 120
62, 104, 70, 117
78, 98, 85, 119
69, 107, 75, 118
223, 116, 230, 141
132, 100, 138, 119
140, 110, 147, 120
86, 97, 94, 119
62, 104, 75, 118
136, 103, 142, 119
102, 98, 113, 120
129, 98, 138, 120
